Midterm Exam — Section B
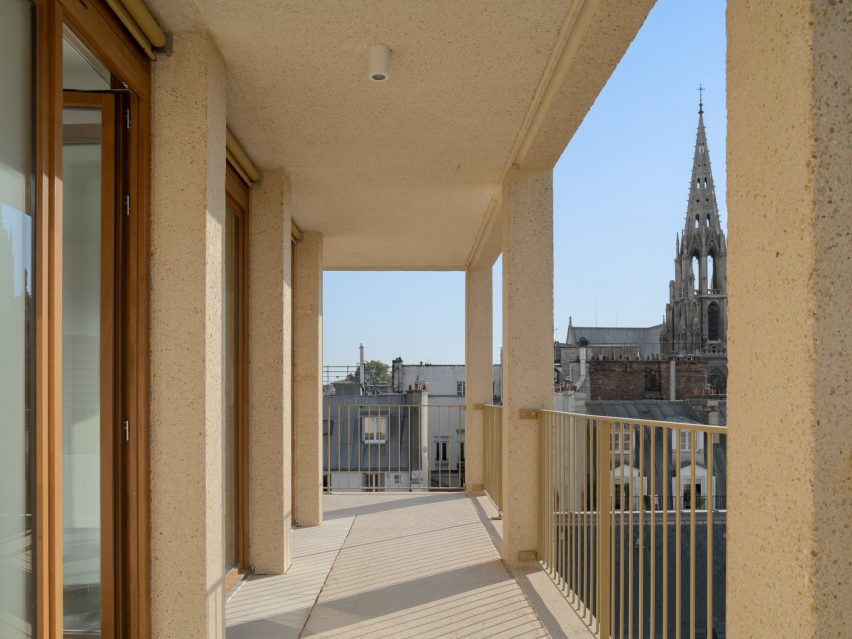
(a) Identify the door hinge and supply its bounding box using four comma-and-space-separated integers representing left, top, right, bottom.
124, 108, 131, 129
122, 420, 130, 442
124, 194, 131, 216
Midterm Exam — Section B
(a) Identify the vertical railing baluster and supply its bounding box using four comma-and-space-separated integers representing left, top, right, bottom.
591, 419, 596, 628
639, 424, 645, 639
707, 432, 714, 639
651, 424, 656, 639
689, 431, 696, 639
676, 427, 682, 639
663, 426, 669, 639
552, 415, 568, 592
563, 416, 577, 603
620, 421, 625, 639
598, 419, 611, 639
628, 422, 634, 639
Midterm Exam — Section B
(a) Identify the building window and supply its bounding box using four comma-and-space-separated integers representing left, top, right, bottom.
707, 369, 726, 394
435, 441, 448, 462
456, 380, 465, 397
362, 472, 386, 491
613, 430, 631, 455
322, 418, 333, 436
708, 302, 720, 341
361, 414, 388, 443
460, 442, 465, 462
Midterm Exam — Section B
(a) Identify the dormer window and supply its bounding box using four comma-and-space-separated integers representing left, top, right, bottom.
362, 414, 388, 443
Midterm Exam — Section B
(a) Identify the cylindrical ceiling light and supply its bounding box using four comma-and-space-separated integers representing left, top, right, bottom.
369, 44, 391, 82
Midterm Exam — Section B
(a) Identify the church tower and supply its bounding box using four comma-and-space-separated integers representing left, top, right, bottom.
661, 96, 728, 358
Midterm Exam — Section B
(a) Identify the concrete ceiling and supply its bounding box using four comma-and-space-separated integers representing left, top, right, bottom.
148, 1, 652, 270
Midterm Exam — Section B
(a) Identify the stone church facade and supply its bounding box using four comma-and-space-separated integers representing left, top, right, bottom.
660, 99, 728, 359
557, 100, 728, 398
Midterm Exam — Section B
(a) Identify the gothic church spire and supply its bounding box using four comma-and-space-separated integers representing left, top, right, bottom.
684, 97, 721, 239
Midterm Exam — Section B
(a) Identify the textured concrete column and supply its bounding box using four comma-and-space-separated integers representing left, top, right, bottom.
150, 31, 226, 638
727, 2, 851, 637
248, 170, 293, 573
464, 265, 492, 493
500, 168, 553, 567
292, 232, 323, 527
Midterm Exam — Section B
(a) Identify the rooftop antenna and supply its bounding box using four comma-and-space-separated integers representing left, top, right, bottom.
359, 343, 365, 396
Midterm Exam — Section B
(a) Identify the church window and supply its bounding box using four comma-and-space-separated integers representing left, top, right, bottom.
691, 255, 700, 291
694, 215, 699, 229
708, 302, 721, 341
705, 215, 711, 228
708, 254, 718, 290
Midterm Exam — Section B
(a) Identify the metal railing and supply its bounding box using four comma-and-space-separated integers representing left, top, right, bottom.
322, 402, 465, 492
482, 404, 503, 513
538, 411, 727, 639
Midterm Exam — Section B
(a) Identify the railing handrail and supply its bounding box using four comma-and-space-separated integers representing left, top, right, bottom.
538, 409, 728, 435
324, 402, 466, 408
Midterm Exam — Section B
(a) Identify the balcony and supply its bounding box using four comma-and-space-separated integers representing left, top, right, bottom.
227, 492, 591, 638
226, 407, 726, 638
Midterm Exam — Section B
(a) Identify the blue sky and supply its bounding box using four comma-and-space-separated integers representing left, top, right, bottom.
324, 0, 727, 366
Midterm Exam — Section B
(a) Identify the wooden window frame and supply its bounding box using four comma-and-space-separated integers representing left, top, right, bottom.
225, 162, 251, 583
35, 0, 151, 636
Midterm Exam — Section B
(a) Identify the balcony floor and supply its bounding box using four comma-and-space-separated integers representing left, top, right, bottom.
226, 492, 586, 638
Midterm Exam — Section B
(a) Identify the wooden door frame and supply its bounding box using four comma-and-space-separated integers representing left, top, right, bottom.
225, 163, 251, 584
35, 1, 151, 636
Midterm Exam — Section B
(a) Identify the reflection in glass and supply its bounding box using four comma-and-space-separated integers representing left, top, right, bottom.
223, 204, 240, 570
62, 106, 103, 635
63, 26, 110, 91
0, 0, 36, 635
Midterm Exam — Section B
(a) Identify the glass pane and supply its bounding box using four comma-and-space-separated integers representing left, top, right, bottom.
63, 27, 110, 91
0, 1, 36, 635
223, 203, 240, 569
62, 106, 102, 635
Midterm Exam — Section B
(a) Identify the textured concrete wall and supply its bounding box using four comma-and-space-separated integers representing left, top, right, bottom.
248, 170, 293, 573
293, 232, 323, 527
500, 168, 553, 566
464, 266, 493, 492
150, 31, 227, 639
727, 1, 851, 637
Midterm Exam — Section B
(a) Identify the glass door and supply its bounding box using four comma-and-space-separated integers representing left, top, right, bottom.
61, 90, 117, 638
0, 0, 36, 634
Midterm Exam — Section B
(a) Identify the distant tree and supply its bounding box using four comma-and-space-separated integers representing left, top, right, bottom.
346, 360, 390, 386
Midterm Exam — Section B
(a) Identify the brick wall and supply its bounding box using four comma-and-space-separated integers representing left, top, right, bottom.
588, 360, 712, 401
